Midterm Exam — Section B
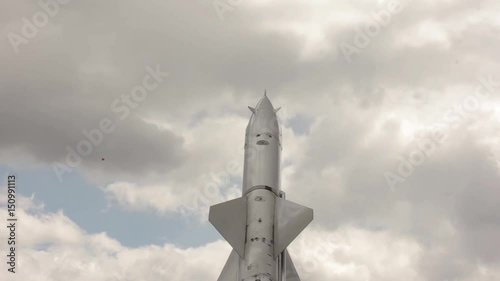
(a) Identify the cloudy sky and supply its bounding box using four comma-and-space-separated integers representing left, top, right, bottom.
1, 0, 499, 280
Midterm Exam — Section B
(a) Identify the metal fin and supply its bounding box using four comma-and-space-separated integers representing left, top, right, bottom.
273, 198, 313, 257
209, 197, 247, 258
248, 106, 256, 113
217, 250, 240, 281
274, 107, 281, 113
285, 250, 301, 281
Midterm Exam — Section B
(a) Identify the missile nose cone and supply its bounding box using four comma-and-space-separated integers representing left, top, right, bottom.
255, 91, 275, 111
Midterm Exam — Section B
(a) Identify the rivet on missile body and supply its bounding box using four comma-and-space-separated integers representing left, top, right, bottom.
258, 218, 262, 223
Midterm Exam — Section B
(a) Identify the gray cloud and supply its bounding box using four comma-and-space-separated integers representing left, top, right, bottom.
1, 0, 499, 280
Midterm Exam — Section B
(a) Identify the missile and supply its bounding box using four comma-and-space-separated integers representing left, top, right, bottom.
209, 93, 313, 281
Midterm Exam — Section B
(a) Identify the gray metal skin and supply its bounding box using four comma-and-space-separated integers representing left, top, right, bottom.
210, 94, 313, 281
242, 94, 281, 196
240, 94, 281, 281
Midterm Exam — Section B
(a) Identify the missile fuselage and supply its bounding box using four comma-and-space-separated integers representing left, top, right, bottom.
240, 96, 281, 281
210, 94, 313, 281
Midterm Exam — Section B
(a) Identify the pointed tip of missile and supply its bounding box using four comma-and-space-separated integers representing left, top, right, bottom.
250, 90, 279, 113
256, 93, 274, 110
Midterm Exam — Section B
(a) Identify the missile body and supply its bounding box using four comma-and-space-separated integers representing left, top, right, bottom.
209, 94, 313, 281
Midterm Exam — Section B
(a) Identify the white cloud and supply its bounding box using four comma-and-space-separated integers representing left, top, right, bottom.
0, 193, 471, 281
288, 226, 423, 281
0, 193, 229, 281
395, 20, 452, 49
1, 0, 500, 280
